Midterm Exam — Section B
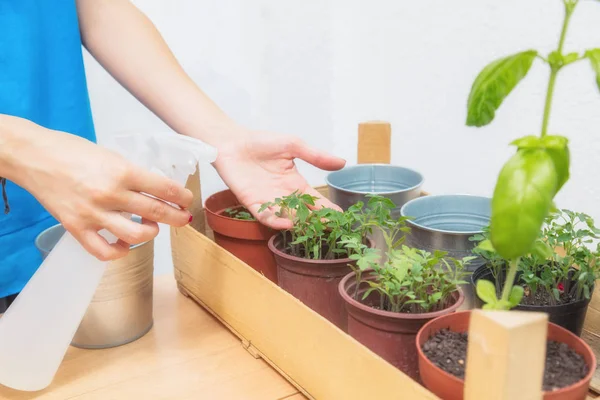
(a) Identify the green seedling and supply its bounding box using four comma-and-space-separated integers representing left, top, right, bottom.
467, 0, 600, 309
473, 209, 600, 309
259, 191, 378, 260
346, 202, 473, 313
223, 207, 255, 221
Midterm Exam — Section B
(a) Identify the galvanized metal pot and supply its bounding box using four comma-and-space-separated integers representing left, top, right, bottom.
325, 164, 424, 251
35, 220, 154, 349
400, 194, 491, 311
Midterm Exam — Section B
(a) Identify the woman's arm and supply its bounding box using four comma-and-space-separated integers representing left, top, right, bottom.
76, 0, 241, 147
76, 0, 346, 228
0, 114, 193, 260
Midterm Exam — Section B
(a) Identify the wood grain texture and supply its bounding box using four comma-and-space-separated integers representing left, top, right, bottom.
357, 121, 391, 164
171, 224, 439, 400
584, 283, 600, 334
465, 310, 547, 400
0, 276, 298, 400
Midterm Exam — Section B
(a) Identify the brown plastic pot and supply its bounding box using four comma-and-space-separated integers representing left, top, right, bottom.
267, 233, 364, 331
338, 270, 464, 381
205, 189, 277, 282
416, 310, 596, 400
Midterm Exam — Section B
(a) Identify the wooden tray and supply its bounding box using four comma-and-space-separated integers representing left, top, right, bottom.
172, 122, 582, 399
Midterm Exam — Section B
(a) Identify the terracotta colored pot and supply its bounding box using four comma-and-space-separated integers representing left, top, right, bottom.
416, 310, 596, 400
268, 233, 361, 330
205, 190, 277, 282
339, 271, 465, 381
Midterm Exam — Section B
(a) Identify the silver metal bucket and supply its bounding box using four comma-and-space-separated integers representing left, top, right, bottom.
35, 219, 154, 349
400, 194, 491, 311
325, 164, 424, 251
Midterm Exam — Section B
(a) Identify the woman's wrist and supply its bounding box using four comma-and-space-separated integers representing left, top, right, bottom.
0, 115, 53, 190
0, 114, 28, 183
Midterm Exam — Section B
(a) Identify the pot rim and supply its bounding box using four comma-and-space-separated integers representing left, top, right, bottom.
471, 264, 594, 310
400, 194, 490, 236
324, 164, 425, 196
415, 310, 597, 396
204, 189, 260, 224
338, 269, 465, 320
268, 233, 366, 265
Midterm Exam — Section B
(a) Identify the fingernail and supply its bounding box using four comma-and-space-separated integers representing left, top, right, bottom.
188, 214, 193, 224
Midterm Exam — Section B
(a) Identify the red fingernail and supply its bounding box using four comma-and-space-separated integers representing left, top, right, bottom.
188, 214, 193, 223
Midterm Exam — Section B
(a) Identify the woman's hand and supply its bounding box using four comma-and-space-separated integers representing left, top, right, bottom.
1, 116, 193, 261
213, 131, 346, 230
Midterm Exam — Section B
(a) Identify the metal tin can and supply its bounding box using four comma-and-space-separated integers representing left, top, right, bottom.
325, 164, 424, 252
400, 194, 491, 311
35, 222, 154, 349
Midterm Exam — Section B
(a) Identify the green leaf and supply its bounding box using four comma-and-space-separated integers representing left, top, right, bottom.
585, 49, 600, 92
476, 279, 499, 305
490, 148, 559, 260
541, 135, 568, 150
546, 144, 570, 192
552, 288, 561, 301
530, 240, 554, 260
476, 239, 496, 253
508, 286, 524, 307
496, 299, 513, 310
511, 135, 542, 149
585, 285, 591, 299
563, 52, 580, 64
431, 292, 443, 303
467, 50, 537, 127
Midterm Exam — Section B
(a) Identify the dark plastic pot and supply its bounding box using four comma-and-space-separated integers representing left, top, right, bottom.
416, 310, 596, 400
205, 189, 277, 282
339, 270, 464, 381
471, 264, 592, 336
267, 234, 365, 330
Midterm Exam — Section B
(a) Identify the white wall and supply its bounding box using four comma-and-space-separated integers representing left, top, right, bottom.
85, 0, 600, 275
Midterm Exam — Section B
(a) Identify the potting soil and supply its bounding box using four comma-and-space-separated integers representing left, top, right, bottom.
422, 329, 588, 391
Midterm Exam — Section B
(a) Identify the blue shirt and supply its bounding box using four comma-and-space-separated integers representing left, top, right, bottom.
0, 0, 96, 297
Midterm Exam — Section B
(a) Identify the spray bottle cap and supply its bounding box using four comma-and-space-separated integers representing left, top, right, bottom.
110, 132, 218, 187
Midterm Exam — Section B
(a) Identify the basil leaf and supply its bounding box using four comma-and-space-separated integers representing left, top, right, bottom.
563, 52, 580, 64
476, 279, 499, 305
490, 148, 559, 260
546, 145, 570, 192
541, 135, 568, 150
467, 50, 537, 127
585, 49, 600, 92
508, 285, 524, 307
511, 135, 542, 149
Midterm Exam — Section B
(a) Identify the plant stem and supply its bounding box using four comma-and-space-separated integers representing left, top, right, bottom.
541, 1, 576, 136
541, 71, 558, 137
501, 258, 520, 303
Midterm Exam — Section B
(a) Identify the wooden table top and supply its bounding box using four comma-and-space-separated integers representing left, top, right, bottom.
0, 275, 301, 400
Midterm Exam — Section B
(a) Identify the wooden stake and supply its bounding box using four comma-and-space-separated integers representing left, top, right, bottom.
464, 310, 548, 400
357, 121, 391, 164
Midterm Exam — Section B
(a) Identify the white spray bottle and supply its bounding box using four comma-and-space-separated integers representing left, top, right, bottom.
0, 133, 217, 391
